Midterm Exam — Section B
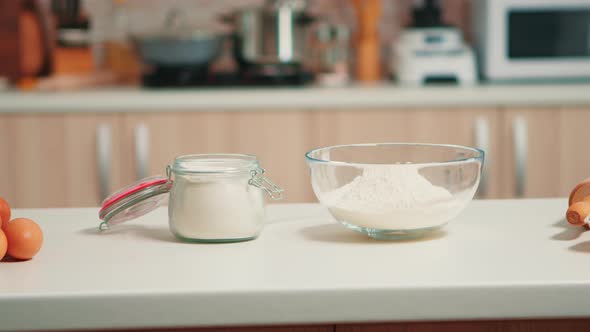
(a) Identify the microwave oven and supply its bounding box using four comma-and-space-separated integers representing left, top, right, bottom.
473, 0, 590, 81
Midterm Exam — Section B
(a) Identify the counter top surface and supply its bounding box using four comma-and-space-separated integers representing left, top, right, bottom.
2, 199, 590, 331
1, 84, 590, 112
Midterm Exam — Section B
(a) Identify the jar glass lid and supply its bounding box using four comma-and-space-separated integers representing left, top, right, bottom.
98, 176, 172, 230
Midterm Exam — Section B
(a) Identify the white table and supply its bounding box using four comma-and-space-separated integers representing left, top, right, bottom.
2, 199, 590, 331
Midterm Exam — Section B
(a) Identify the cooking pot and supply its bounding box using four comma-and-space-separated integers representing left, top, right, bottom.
135, 9, 225, 67
223, 0, 315, 66
136, 32, 223, 67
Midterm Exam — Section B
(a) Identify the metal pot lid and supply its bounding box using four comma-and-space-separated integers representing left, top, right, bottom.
264, 0, 308, 11
98, 176, 172, 230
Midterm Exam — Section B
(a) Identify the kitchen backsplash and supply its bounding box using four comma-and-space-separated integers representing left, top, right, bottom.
85, 0, 472, 45
84, 0, 471, 74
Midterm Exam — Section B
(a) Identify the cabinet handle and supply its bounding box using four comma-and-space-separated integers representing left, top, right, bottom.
96, 124, 112, 202
134, 123, 150, 180
512, 116, 528, 198
473, 117, 490, 198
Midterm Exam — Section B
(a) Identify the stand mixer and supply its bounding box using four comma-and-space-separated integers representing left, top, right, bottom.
392, 0, 476, 85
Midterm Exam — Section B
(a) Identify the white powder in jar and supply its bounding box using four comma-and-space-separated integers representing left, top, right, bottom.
168, 174, 265, 241
321, 165, 466, 230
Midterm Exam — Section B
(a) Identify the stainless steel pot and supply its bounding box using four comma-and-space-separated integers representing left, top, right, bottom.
225, 0, 314, 66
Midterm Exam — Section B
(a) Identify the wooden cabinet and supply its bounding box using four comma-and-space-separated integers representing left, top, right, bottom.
0, 110, 316, 207
37, 326, 333, 332
312, 108, 501, 198
558, 108, 590, 195
4, 106, 590, 207
336, 320, 590, 332
0, 113, 122, 208
118, 108, 500, 204
120, 111, 315, 203
499, 108, 561, 198
499, 107, 590, 198
119, 112, 233, 182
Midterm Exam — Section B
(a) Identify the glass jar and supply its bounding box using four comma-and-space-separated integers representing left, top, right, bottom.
168, 154, 282, 242
98, 154, 283, 243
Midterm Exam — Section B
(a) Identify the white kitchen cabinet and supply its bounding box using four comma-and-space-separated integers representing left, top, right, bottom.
0, 113, 123, 208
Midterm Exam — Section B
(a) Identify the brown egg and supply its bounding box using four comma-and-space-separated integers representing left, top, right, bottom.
0, 197, 11, 230
4, 218, 43, 260
0, 229, 7, 261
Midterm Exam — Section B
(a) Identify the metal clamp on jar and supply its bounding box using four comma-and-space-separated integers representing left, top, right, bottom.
98, 154, 283, 243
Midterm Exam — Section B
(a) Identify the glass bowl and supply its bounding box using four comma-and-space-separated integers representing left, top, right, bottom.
305, 143, 484, 240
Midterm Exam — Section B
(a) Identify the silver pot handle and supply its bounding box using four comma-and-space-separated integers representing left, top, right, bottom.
96, 124, 112, 202
473, 117, 490, 198
512, 116, 528, 198
134, 123, 150, 180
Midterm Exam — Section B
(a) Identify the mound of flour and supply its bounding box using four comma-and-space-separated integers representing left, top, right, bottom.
322, 165, 462, 230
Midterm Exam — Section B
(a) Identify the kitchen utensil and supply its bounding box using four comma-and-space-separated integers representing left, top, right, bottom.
135, 9, 224, 67
350, 0, 381, 82
313, 23, 351, 86
0, 1, 20, 81
137, 34, 223, 67
99, 154, 283, 243
93, 0, 140, 84
21, 0, 55, 79
305, 143, 484, 240
393, 0, 476, 85
223, 0, 315, 67
0, 0, 54, 82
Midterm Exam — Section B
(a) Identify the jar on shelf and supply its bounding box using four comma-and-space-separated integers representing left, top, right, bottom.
313, 22, 351, 86
98, 154, 283, 243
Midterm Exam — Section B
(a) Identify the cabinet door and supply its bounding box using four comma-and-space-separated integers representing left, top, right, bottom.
120, 112, 233, 182
0, 113, 122, 208
121, 111, 315, 203
500, 108, 560, 198
558, 108, 590, 195
312, 108, 501, 198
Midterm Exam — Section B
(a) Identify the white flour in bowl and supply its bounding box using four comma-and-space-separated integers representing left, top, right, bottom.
321, 165, 465, 230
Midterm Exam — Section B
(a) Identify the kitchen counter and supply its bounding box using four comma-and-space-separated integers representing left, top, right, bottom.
1, 83, 590, 112
2, 199, 590, 331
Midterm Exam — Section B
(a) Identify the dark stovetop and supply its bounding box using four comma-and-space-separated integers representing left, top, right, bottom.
141, 64, 314, 88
